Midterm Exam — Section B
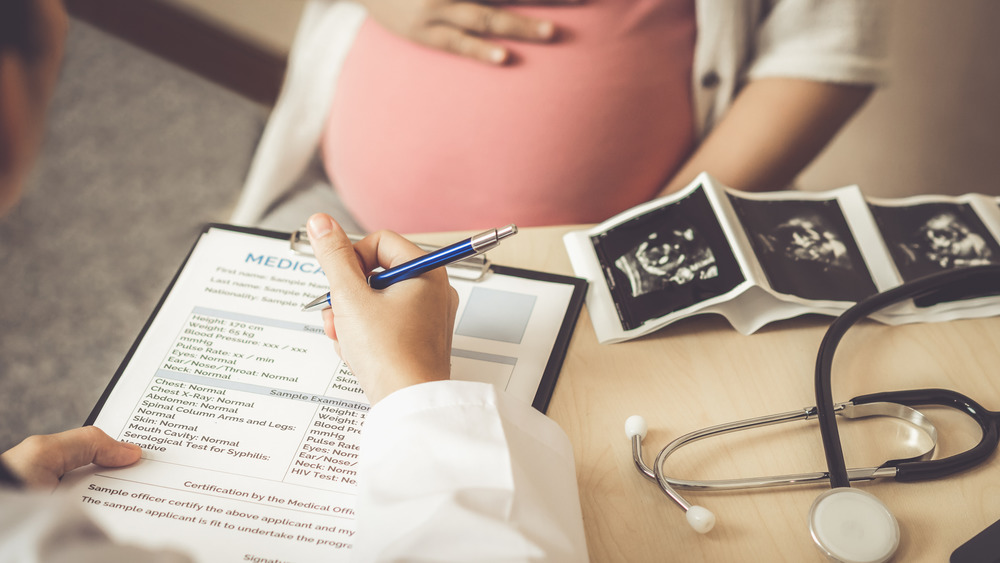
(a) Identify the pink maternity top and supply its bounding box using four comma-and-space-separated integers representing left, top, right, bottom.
323, 0, 696, 232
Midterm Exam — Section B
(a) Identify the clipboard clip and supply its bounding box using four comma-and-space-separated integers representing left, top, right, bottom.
289, 227, 493, 282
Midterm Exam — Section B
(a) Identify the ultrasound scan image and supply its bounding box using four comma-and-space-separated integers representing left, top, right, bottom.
869, 202, 1000, 306
590, 185, 744, 330
728, 195, 877, 302
614, 227, 719, 298
900, 212, 993, 269
871, 203, 999, 278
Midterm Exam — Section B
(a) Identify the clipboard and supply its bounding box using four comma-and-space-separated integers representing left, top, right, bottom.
62, 223, 587, 561
87, 223, 587, 422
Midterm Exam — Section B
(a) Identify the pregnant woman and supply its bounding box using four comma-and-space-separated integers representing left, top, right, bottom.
232, 0, 890, 233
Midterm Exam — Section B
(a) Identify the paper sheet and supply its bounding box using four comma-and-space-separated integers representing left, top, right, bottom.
566, 173, 1000, 342
58, 226, 582, 561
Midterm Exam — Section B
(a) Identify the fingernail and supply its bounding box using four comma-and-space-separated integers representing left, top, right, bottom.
307, 213, 334, 240
490, 48, 507, 64
537, 21, 554, 39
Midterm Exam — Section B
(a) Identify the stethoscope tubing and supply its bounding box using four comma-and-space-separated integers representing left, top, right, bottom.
815, 264, 1000, 488
633, 400, 936, 496
634, 387, 998, 502
854, 389, 1000, 482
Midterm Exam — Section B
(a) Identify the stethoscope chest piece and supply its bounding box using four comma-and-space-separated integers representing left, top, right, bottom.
808, 488, 899, 563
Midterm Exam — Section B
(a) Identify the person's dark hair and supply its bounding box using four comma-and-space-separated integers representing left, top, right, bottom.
0, 460, 22, 488
0, 0, 42, 59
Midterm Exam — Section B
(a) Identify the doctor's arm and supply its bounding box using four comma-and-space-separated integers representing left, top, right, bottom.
306, 213, 589, 561
659, 77, 873, 195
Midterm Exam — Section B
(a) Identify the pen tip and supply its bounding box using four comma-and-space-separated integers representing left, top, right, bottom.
302, 294, 330, 312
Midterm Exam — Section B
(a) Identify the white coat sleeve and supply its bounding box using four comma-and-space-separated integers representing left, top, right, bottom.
350, 380, 589, 562
0, 489, 192, 563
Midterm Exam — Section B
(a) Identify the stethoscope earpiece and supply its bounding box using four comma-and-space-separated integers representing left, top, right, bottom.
625, 415, 648, 440
808, 488, 899, 563
685, 505, 716, 534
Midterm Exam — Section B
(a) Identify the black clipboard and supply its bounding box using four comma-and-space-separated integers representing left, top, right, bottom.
87, 223, 588, 422
488, 264, 588, 412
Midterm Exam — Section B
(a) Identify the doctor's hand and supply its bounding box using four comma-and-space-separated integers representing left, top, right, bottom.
0, 426, 142, 490
357, 0, 576, 65
307, 213, 459, 404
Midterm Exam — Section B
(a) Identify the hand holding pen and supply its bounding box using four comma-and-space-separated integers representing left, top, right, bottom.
302, 222, 518, 312
304, 214, 516, 403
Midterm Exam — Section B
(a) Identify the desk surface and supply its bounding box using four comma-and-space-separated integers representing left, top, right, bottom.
420, 225, 1000, 563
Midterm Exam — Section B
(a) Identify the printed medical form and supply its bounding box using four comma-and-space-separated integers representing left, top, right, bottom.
58, 226, 585, 562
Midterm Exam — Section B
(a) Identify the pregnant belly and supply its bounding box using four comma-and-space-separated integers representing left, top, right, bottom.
324, 1, 696, 232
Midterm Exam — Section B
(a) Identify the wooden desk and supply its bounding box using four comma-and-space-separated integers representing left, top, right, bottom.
419, 225, 1000, 562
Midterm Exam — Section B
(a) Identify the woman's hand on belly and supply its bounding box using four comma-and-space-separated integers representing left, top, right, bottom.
356, 0, 577, 65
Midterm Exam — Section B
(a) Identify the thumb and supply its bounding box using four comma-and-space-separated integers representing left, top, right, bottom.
1, 427, 141, 489
59, 426, 142, 470
307, 213, 368, 301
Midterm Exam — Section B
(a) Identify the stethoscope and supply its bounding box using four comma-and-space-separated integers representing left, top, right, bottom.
628, 264, 1000, 563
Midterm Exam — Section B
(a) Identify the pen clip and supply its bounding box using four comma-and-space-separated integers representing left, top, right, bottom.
289, 227, 493, 282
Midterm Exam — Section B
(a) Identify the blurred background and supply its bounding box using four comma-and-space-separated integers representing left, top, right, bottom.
62, 0, 1000, 197
1, 0, 998, 449
104, 0, 1000, 197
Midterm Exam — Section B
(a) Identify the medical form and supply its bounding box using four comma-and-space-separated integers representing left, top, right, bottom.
58, 225, 585, 561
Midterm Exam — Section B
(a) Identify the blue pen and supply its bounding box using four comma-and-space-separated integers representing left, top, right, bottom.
301, 224, 518, 312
